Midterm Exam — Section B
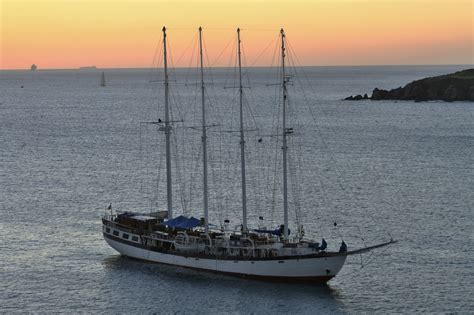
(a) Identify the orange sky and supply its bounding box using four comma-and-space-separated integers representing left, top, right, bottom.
1, 0, 472, 69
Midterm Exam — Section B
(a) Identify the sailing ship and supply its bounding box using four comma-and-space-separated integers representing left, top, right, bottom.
102, 27, 396, 283
100, 71, 106, 87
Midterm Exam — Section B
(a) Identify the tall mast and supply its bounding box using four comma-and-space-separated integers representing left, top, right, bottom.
163, 26, 173, 219
237, 28, 248, 233
280, 28, 289, 241
199, 26, 209, 234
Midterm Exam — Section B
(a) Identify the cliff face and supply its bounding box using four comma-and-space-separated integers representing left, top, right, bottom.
371, 69, 474, 102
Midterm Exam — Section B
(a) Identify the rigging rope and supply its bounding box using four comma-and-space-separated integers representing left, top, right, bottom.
284, 38, 345, 239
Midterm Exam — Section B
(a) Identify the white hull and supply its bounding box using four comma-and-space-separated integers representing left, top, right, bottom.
104, 233, 347, 282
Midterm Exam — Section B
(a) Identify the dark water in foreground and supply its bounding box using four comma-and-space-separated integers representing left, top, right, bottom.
1, 65, 473, 313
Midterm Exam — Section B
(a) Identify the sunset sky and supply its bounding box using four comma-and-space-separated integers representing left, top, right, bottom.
1, 0, 472, 69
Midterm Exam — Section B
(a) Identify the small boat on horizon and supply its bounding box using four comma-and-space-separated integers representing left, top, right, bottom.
79, 66, 97, 70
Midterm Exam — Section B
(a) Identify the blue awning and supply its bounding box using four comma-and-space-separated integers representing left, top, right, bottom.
164, 215, 201, 229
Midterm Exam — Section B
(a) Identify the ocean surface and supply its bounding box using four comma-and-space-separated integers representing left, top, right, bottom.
1, 65, 473, 313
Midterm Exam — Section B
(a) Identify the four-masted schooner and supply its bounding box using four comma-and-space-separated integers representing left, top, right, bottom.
101, 26, 396, 283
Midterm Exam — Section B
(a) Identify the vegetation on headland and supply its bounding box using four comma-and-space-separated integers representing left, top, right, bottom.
345, 69, 474, 102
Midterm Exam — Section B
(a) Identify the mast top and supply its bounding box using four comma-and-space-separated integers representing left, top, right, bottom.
280, 28, 285, 36
199, 26, 202, 31
162, 26, 166, 32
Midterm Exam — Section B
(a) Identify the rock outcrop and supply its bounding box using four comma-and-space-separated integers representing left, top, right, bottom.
345, 69, 474, 102
345, 93, 369, 101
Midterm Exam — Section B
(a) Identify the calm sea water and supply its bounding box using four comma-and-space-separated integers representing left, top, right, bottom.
1, 65, 473, 313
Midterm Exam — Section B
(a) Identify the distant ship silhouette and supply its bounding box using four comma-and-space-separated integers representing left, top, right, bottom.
79, 66, 97, 70
31, 64, 37, 71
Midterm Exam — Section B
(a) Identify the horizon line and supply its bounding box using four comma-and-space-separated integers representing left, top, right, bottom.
1, 63, 472, 72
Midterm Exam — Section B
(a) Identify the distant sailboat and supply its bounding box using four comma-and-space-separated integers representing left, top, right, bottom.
100, 71, 106, 87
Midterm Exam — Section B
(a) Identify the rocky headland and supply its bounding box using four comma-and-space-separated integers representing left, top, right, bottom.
345, 69, 474, 102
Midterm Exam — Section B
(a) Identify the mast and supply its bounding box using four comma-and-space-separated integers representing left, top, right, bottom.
163, 26, 173, 219
199, 26, 209, 234
237, 28, 248, 233
280, 28, 289, 241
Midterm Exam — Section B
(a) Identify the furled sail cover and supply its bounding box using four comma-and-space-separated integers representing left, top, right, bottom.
254, 228, 282, 236
164, 215, 200, 229
254, 225, 291, 236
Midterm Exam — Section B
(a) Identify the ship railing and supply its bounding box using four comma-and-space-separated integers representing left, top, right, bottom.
177, 233, 207, 245
212, 245, 274, 259
203, 234, 213, 253
241, 237, 256, 257
102, 218, 141, 235
143, 231, 173, 242
209, 237, 259, 257
102, 214, 117, 221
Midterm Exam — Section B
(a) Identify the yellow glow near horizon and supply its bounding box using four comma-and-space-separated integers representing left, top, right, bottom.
1, 0, 472, 69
